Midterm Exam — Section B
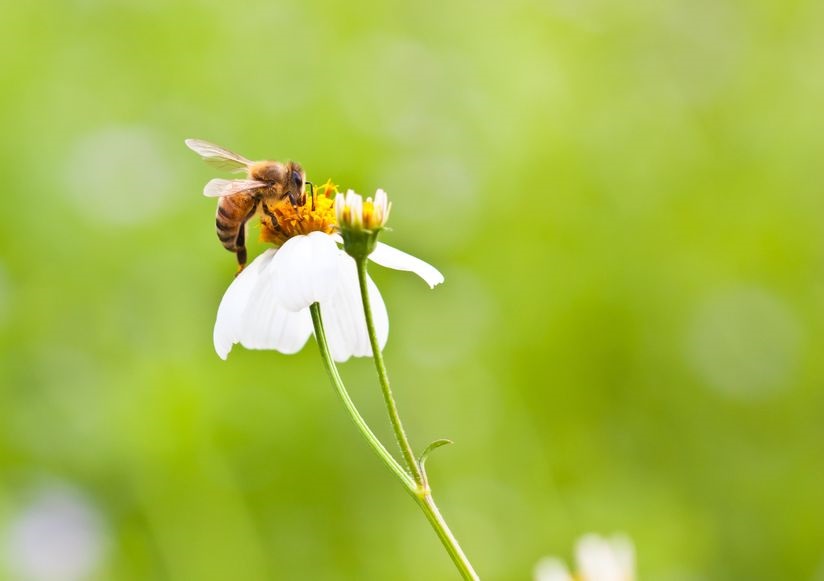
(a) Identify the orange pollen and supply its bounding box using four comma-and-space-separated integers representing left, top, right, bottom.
259, 194, 337, 247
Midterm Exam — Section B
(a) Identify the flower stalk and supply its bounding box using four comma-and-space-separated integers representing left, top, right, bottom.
416, 493, 478, 581
355, 257, 422, 484
354, 258, 479, 580
309, 303, 414, 491
311, 299, 478, 580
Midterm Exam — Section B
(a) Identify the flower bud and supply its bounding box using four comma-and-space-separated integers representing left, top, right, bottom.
335, 189, 392, 260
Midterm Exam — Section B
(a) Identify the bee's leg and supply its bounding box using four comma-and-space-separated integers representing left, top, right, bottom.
234, 222, 248, 276
233, 202, 258, 276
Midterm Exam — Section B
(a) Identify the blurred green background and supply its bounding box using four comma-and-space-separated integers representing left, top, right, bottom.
1, 0, 823, 579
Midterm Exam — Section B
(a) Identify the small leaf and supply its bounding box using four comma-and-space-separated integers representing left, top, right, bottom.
418, 439, 453, 471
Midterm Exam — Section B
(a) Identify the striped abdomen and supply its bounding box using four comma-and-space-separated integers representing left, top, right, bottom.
216, 193, 258, 267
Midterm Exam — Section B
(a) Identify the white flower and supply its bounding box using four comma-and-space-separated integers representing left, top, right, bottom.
213, 186, 443, 362
214, 231, 444, 362
534, 534, 635, 581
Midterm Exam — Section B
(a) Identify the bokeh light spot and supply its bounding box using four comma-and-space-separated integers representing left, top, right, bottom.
686, 286, 802, 399
64, 126, 180, 227
3, 485, 108, 581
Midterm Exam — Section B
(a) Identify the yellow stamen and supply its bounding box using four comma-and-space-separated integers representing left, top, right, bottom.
362, 200, 378, 228
316, 178, 339, 198
260, 193, 337, 247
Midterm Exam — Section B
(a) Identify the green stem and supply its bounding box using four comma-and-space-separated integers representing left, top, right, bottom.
355, 259, 479, 581
415, 494, 479, 581
354, 258, 423, 484
310, 303, 414, 491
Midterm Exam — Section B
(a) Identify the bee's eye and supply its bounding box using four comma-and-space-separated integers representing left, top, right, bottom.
291, 171, 303, 187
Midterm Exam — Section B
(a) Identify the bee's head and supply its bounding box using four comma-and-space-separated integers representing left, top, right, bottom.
286, 161, 306, 206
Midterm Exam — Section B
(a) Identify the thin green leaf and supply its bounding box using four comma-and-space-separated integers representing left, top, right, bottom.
418, 439, 453, 471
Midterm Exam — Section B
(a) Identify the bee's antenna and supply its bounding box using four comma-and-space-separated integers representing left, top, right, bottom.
307, 181, 315, 211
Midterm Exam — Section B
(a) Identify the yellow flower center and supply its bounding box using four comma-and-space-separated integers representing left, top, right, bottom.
259, 186, 338, 247
361, 200, 378, 228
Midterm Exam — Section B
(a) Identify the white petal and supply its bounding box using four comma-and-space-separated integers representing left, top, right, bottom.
334, 193, 345, 223
270, 232, 340, 311
609, 535, 635, 579
374, 188, 390, 224
369, 243, 444, 288
320, 252, 389, 362
348, 191, 363, 228
374, 188, 388, 211
575, 534, 635, 581
213, 249, 313, 359
533, 557, 573, 581
214, 250, 272, 359
239, 295, 313, 355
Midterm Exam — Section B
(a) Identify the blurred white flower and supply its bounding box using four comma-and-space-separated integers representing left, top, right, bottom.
214, 189, 443, 362
534, 533, 635, 581
534, 556, 576, 581
3, 487, 107, 581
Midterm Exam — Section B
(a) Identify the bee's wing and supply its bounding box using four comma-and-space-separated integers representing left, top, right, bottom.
185, 138, 254, 171
203, 178, 268, 197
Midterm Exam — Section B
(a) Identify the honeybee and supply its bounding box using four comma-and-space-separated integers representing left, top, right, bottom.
185, 138, 309, 271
